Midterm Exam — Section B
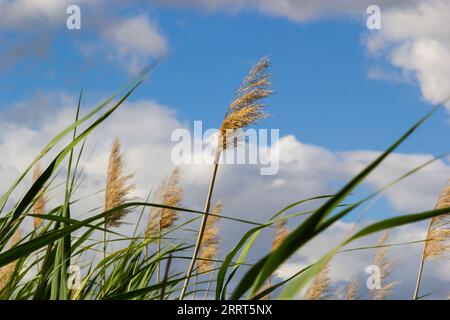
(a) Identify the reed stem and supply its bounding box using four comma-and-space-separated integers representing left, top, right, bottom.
179, 152, 220, 300
413, 220, 433, 300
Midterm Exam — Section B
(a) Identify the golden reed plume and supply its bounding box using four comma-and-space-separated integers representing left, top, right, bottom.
424, 182, 450, 259
414, 180, 450, 299
145, 167, 183, 238
198, 201, 222, 273
32, 162, 47, 230
345, 276, 359, 300
104, 138, 134, 228
258, 218, 290, 300
370, 231, 398, 300
219, 56, 272, 151
304, 265, 331, 300
180, 57, 273, 299
272, 219, 289, 252
0, 230, 22, 292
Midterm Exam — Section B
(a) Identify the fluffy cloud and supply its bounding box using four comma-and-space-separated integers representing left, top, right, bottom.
1, 91, 448, 225
101, 14, 168, 73
0, 0, 82, 29
1, 92, 449, 298
153, 0, 450, 109
365, 1, 450, 108
0, 1, 168, 73
153, 0, 420, 22
2, 1, 449, 106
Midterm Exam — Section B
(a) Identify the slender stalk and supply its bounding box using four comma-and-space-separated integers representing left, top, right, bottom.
179, 154, 220, 300
160, 254, 172, 300
179, 57, 271, 300
103, 223, 107, 286
204, 264, 216, 300
157, 224, 161, 285
413, 220, 433, 300
193, 273, 198, 300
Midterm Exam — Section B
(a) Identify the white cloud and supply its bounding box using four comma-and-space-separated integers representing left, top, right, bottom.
365, 1, 450, 108
0, 0, 79, 28
153, 0, 420, 22
1, 91, 448, 221
154, 0, 450, 110
0, 1, 168, 73
102, 14, 168, 73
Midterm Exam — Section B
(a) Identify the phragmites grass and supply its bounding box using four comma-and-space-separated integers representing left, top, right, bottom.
272, 219, 289, 252
370, 231, 398, 300
32, 162, 47, 230
219, 56, 272, 151
258, 218, 289, 300
104, 138, 134, 228
198, 201, 222, 273
145, 168, 183, 285
414, 180, 450, 299
345, 276, 359, 300
424, 182, 450, 259
0, 230, 22, 292
180, 57, 273, 299
304, 265, 331, 300
145, 167, 183, 238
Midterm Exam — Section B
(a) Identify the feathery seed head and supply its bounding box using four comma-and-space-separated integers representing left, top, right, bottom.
104, 138, 134, 228
219, 56, 272, 150
146, 168, 183, 237
424, 181, 450, 259
345, 276, 359, 300
370, 231, 399, 300
198, 201, 222, 273
32, 162, 47, 229
0, 230, 22, 292
304, 265, 331, 300
272, 219, 289, 252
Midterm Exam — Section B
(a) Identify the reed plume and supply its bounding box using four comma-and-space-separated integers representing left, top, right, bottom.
145, 168, 182, 284
304, 265, 331, 300
345, 276, 359, 300
180, 56, 273, 299
0, 230, 22, 293
104, 138, 134, 228
198, 201, 221, 273
103, 138, 133, 274
370, 231, 398, 300
145, 168, 183, 238
413, 180, 450, 299
32, 162, 47, 230
272, 219, 289, 252
258, 218, 289, 300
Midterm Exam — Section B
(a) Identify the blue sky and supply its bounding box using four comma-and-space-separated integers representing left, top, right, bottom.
1, 0, 450, 299
1, 3, 448, 155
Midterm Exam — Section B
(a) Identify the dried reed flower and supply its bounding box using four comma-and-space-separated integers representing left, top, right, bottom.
345, 276, 359, 300
145, 168, 183, 237
304, 265, 331, 300
370, 231, 399, 300
32, 162, 47, 229
180, 57, 273, 300
219, 57, 272, 150
104, 138, 134, 228
424, 181, 450, 259
272, 219, 289, 252
0, 230, 22, 292
198, 201, 222, 273
255, 219, 289, 300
